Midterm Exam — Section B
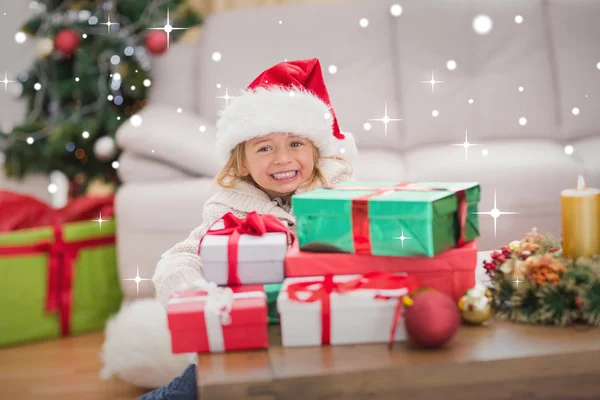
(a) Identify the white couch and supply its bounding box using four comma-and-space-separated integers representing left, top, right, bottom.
114, 0, 600, 299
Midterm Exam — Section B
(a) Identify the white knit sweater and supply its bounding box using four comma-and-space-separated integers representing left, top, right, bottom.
152, 158, 353, 308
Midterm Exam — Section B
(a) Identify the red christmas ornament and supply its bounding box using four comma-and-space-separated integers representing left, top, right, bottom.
404, 290, 461, 348
54, 29, 81, 56
145, 31, 168, 55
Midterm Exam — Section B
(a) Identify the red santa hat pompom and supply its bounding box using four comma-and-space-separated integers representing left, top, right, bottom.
215, 58, 357, 162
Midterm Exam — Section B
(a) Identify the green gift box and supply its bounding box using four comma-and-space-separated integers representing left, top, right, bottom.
0, 220, 123, 347
264, 283, 282, 324
292, 181, 481, 257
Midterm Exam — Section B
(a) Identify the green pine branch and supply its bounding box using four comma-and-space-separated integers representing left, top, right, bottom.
3, 0, 202, 187
488, 230, 600, 327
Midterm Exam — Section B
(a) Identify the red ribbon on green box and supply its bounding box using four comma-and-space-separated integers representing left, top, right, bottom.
327, 182, 468, 255
0, 222, 115, 336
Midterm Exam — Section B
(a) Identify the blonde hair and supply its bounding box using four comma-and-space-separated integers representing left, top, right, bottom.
216, 140, 329, 191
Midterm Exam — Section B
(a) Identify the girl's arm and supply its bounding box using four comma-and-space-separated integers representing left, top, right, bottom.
152, 203, 234, 309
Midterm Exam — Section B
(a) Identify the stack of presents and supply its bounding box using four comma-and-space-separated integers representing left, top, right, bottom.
167, 181, 481, 353
0, 181, 480, 351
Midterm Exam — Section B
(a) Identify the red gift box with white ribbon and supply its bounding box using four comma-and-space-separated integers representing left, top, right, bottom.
167, 282, 268, 354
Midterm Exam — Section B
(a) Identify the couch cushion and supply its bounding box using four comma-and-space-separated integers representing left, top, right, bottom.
571, 136, 600, 187
117, 152, 195, 183
195, 0, 401, 149
547, 0, 600, 141
403, 139, 585, 213
147, 43, 198, 109
116, 104, 224, 177
351, 149, 408, 181
392, 0, 559, 149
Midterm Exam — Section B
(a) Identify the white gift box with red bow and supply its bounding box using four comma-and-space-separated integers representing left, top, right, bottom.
200, 212, 289, 286
277, 272, 417, 347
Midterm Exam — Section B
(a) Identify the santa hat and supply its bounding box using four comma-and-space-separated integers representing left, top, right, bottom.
215, 58, 357, 161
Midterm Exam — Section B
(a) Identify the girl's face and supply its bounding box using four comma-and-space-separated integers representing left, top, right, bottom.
242, 133, 315, 200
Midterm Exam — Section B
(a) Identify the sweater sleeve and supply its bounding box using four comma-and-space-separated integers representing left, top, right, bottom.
152, 202, 232, 309
319, 157, 354, 186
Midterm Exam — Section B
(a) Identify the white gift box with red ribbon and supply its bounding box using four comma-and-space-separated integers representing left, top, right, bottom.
277, 272, 418, 347
199, 212, 289, 286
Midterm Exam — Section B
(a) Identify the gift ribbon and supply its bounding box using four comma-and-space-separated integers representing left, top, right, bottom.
198, 212, 292, 285
0, 222, 115, 336
169, 280, 266, 353
286, 272, 419, 346
327, 182, 468, 255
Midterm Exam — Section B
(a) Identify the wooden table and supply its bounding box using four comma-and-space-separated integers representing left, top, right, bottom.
197, 321, 600, 399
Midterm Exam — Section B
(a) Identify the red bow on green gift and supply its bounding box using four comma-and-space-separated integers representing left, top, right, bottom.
327, 182, 468, 255
198, 212, 292, 285
286, 272, 419, 347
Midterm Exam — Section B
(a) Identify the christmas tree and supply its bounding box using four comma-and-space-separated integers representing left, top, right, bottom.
0, 0, 201, 194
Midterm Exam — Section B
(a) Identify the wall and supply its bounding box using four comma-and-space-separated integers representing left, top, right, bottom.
189, 0, 342, 17
0, 2, 54, 203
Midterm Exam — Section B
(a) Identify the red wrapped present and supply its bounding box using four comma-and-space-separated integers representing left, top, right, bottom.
285, 240, 478, 302
167, 282, 268, 354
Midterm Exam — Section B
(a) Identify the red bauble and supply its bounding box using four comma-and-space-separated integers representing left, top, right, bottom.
145, 31, 168, 55
54, 29, 81, 56
404, 290, 461, 348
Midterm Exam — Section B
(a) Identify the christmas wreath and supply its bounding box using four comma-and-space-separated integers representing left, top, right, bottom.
484, 229, 600, 326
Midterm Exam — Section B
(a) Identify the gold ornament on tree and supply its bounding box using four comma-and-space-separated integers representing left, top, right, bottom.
458, 285, 494, 325
37, 37, 54, 58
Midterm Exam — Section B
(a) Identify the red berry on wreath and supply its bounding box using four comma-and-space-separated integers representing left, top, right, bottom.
145, 31, 168, 55
54, 29, 81, 56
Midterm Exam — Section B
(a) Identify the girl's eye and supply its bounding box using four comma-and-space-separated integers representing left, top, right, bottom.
290, 141, 303, 148
258, 146, 271, 152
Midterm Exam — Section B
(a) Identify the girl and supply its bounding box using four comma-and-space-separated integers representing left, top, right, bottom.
140, 58, 357, 400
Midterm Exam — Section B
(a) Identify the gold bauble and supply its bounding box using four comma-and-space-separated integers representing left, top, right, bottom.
37, 37, 54, 58
458, 285, 494, 325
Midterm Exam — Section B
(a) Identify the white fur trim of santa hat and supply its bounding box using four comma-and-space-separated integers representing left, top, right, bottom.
215, 86, 357, 161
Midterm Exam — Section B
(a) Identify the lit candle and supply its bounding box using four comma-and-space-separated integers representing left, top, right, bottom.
561, 176, 600, 258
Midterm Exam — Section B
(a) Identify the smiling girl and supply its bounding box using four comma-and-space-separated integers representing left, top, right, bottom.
152, 58, 357, 309
142, 58, 357, 400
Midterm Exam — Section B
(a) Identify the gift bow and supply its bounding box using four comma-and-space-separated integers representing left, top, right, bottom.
286, 272, 419, 347
198, 212, 292, 285
327, 182, 468, 255
187, 279, 235, 326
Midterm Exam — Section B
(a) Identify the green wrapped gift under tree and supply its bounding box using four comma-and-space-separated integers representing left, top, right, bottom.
0, 192, 123, 347
292, 181, 481, 257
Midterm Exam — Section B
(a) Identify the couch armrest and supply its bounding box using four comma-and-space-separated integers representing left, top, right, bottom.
116, 104, 224, 177
116, 152, 197, 184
